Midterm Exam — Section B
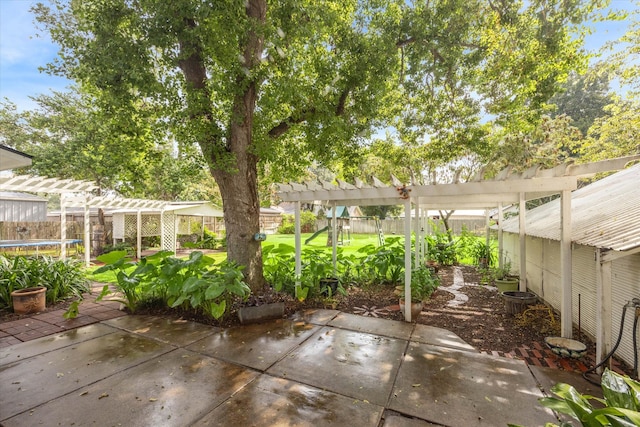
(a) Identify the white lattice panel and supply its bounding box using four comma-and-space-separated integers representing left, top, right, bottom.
113, 213, 125, 239
124, 214, 137, 238
162, 212, 176, 252
141, 214, 161, 237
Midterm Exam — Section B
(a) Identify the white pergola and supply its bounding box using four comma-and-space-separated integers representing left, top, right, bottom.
0, 175, 183, 266
276, 155, 640, 337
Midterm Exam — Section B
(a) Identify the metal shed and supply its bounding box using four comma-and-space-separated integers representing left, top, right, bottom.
0, 191, 48, 222
499, 162, 640, 371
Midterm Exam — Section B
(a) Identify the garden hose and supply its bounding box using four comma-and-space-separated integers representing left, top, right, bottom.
582, 298, 640, 385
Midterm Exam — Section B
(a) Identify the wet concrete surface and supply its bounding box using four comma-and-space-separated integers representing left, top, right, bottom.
0, 309, 593, 426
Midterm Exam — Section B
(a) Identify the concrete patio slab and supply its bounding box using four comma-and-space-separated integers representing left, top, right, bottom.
389, 342, 557, 426
0, 323, 117, 367
382, 413, 442, 426
411, 323, 477, 352
104, 315, 220, 346
329, 312, 415, 340
186, 318, 319, 371
2, 348, 259, 427
268, 326, 407, 406
0, 330, 172, 420
294, 308, 340, 325
193, 374, 384, 427
1, 310, 600, 426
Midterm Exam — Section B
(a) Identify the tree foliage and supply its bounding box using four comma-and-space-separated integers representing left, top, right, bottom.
549, 71, 613, 136
33, 0, 602, 290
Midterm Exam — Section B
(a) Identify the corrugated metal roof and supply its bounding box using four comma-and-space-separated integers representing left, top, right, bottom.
500, 163, 640, 251
0, 191, 47, 202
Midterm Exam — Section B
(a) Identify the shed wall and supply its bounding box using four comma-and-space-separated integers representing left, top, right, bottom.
504, 232, 639, 369
0, 199, 47, 222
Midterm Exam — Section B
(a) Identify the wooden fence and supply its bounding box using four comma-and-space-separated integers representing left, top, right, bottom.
0, 221, 108, 241
317, 217, 487, 236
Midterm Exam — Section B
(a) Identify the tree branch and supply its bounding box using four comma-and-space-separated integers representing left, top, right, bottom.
268, 87, 350, 139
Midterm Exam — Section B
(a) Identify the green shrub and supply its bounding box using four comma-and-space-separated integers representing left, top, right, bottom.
0, 255, 90, 310
509, 369, 640, 427
94, 250, 249, 319
278, 212, 317, 234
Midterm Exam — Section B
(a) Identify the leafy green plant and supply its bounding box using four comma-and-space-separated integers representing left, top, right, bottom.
509, 369, 640, 427
471, 240, 496, 268
263, 243, 297, 294
425, 227, 458, 266
94, 250, 250, 319
157, 253, 250, 319
356, 237, 406, 285
395, 266, 440, 302
94, 250, 153, 312
0, 255, 90, 312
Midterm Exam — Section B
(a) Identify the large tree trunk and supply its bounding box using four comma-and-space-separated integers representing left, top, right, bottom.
180, 0, 267, 292
212, 146, 265, 293
212, 0, 266, 293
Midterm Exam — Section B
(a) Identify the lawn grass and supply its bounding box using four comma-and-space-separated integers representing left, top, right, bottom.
84, 232, 493, 283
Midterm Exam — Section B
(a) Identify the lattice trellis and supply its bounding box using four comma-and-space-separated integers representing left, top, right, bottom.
112, 213, 125, 240
162, 212, 176, 252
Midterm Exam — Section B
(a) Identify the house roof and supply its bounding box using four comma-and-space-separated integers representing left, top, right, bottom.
0, 145, 32, 171
500, 163, 640, 252
0, 191, 47, 202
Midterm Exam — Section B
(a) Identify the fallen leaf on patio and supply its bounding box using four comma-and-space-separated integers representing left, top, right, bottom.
149, 398, 157, 402
412, 383, 421, 387
98, 393, 109, 399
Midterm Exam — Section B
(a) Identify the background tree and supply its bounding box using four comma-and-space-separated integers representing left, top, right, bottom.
549, 71, 613, 136
35, 0, 600, 292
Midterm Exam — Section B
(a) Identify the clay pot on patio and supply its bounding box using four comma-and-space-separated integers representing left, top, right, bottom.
11, 286, 47, 315
399, 299, 423, 321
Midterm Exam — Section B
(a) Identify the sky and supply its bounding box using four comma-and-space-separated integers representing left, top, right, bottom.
0, 0, 637, 112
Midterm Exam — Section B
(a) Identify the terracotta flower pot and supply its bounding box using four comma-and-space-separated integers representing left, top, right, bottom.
11, 286, 47, 315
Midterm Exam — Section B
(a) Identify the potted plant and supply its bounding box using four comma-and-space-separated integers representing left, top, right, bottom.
396, 266, 440, 320
472, 240, 495, 269
492, 262, 519, 292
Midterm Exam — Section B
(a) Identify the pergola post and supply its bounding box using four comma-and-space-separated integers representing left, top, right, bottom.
560, 189, 573, 338
331, 201, 338, 276
497, 203, 504, 269
519, 193, 527, 291
60, 194, 67, 259
136, 209, 142, 260
403, 198, 412, 322
294, 201, 302, 297
595, 248, 612, 372
84, 201, 91, 267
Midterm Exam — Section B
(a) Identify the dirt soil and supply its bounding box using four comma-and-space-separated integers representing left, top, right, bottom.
333, 264, 563, 354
